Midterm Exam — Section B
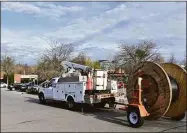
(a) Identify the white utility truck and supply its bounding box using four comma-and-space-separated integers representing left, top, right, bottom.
38, 61, 124, 109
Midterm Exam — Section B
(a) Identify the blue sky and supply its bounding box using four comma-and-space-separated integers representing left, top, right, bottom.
1, 2, 186, 65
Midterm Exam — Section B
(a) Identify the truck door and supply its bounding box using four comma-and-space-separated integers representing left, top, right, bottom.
47, 86, 53, 99
42, 82, 52, 99
53, 84, 59, 100
58, 84, 65, 101
44, 87, 48, 97
47, 78, 58, 99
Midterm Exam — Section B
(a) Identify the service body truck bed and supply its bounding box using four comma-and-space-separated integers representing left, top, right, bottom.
38, 61, 124, 109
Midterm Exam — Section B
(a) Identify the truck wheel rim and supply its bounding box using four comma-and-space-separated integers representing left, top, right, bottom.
40, 95, 44, 101
68, 101, 73, 108
129, 112, 138, 124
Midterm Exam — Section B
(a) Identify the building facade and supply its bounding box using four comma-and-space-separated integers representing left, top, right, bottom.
99, 60, 114, 70
0, 72, 4, 80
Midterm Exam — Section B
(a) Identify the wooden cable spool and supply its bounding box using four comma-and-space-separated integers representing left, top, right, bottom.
160, 63, 187, 120
126, 61, 186, 120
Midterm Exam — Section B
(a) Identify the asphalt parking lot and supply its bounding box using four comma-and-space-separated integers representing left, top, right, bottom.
1, 87, 186, 132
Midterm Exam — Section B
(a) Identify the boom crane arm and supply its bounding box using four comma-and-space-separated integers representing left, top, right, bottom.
61, 61, 91, 71
60, 61, 93, 77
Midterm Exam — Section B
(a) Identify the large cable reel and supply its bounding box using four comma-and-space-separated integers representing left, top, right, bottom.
160, 63, 186, 120
126, 61, 186, 120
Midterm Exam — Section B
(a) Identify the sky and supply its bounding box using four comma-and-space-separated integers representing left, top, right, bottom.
1, 2, 186, 65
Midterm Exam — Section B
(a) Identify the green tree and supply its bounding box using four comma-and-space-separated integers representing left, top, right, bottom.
1, 55, 15, 85
85, 58, 93, 67
92, 61, 101, 69
3, 73, 14, 84
71, 52, 101, 69
135, 49, 148, 60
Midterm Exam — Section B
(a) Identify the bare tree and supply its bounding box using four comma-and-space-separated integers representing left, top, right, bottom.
42, 40, 74, 69
71, 52, 87, 65
14, 64, 23, 74
181, 59, 186, 70
168, 53, 177, 64
71, 52, 101, 69
37, 39, 74, 80
1, 55, 15, 85
115, 40, 164, 74
14, 63, 36, 75
23, 64, 29, 74
36, 61, 58, 80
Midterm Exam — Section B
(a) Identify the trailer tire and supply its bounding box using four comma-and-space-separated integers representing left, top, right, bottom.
67, 97, 75, 110
39, 93, 46, 104
127, 107, 144, 128
171, 113, 185, 121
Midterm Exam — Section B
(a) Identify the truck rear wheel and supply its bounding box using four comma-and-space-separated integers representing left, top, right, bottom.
109, 102, 115, 109
67, 97, 75, 110
39, 93, 46, 104
127, 107, 144, 128
108, 98, 115, 109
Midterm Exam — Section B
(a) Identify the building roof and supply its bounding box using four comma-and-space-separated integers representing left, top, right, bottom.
99, 60, 109, 62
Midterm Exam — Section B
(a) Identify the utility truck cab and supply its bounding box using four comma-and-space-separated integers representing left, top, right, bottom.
38, 61, 123, 109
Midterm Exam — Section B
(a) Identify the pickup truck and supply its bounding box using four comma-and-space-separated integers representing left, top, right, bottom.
38, 76, 123, 109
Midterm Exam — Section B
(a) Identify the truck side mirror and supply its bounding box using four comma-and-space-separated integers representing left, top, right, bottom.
52, 84, 56, 88
42, 84, 46, 88
43, 83, 48, 88
48, 83, 52, 87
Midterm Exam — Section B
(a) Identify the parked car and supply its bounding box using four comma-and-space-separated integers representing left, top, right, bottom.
0, 82, 7, 88
26, 85, 39, 94
18, 83, 28, 92
8, 83, 15, 91
14, 83, 22, 91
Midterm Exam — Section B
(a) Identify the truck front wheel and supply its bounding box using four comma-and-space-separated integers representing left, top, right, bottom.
39, 93, 46, 104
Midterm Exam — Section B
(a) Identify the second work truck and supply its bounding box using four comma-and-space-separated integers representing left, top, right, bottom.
38, 61, 124, 109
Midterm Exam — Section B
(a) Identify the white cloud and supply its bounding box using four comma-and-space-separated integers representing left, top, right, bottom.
91, 3, 186, 46
36, 2, 82, 12
1, 2, 186, 64
45, 4, 129, 44
1, 28, 50, 65
1, 28, 48, 48
45, 2, 185, 49
2, 2, 40, 13
1, 2, 83, 20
